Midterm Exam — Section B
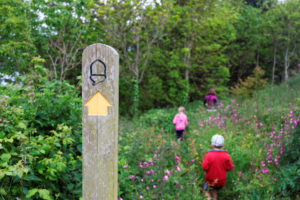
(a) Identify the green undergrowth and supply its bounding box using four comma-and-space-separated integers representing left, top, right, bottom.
0, 67, 299, 199
118, 74, 300, 200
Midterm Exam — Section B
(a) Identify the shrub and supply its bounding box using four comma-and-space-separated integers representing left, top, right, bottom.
0, 65, 82, 199
231, 66, 267, 99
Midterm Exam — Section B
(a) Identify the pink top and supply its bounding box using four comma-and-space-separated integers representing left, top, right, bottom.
173, 113, 188, 130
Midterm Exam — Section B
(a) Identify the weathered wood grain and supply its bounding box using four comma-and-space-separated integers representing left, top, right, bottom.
82, 43, 119, 200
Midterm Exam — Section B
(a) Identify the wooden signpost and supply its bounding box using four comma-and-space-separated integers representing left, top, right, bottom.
82, 43, 119, 200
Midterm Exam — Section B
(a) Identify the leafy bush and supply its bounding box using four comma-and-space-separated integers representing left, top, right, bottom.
0, 64, 82, 199
231, 66, 267, 98
139, 108, 176, 134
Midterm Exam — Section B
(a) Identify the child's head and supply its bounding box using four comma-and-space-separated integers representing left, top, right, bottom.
178, 106, 185, 113
208, 88, 216, 95
211, 134, 224, 148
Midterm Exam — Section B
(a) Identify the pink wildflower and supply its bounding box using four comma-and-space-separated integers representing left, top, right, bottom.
139, 195, 143, 199
164, 176, 169, 181
129, 175, 136, 179
122, 163, 128, 168
274, 178, 277, 182
165, 170, 170, 175
262, 169, 269, 174
153, 185, 156, 189
176, 166, 181, 172
143, 162, 149, 168
238, 171, 242, 177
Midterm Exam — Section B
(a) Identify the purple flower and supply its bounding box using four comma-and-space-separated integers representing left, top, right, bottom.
139, 162, 143, 168
165, 169, 170, 175
139, 195, 143, 199
153, 185, 156, 188
122, 163, 128, 168
180, 185, 183, 189
143, 162, 149, 168
262, 169, 269, 174
176, 166, 181, 172
129, 175, 136, 179
149, 160, 154, 165
164, 175, 169, 181
274, 178, 277, 182
150, 169, 154, 174
238, 171, 242, 177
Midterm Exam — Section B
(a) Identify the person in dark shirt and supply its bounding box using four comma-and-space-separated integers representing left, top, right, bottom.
204, 88, 218, 111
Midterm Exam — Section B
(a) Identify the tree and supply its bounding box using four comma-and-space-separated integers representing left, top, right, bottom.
227, 5, 265, 84
0, 0, 36, 77
263, 0, 300, 82
95, 0, 171, 116
30, 0, 93, 81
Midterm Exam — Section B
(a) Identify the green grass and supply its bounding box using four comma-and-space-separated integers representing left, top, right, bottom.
118, 74, 300, 200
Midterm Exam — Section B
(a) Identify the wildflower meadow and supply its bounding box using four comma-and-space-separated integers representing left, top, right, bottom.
118, 75, 300, 199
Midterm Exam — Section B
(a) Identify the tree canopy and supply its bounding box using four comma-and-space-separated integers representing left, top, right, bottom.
1, 0, 300, 115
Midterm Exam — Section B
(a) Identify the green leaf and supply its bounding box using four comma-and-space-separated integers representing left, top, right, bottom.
26, 188, 38, 198
1, 153, 11, 162
17, 122, 27, 129
0, 188, 6, 195
38, 189, 51, 200
25, 174, 42, 182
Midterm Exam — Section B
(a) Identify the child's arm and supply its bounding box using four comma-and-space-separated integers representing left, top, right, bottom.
225, 157, 234, 171
202, 155, 210, 171
172, 115, 177, 124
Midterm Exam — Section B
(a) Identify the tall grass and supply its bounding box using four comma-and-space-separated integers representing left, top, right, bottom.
118, 74, 300, 200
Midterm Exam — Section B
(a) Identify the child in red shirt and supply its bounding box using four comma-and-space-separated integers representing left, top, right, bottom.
202, 134, 233, 200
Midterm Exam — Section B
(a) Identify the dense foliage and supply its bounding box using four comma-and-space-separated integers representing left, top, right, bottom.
0, 59, 299, 199
118, 74, 300, 199
1, 0, 300, 115
0, 64, 82, 199
1, 0, 300, 199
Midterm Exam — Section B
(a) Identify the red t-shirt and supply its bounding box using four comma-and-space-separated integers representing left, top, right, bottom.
202, 150, 234, 187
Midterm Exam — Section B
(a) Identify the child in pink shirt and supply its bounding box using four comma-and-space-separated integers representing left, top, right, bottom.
172, 106, 188, 141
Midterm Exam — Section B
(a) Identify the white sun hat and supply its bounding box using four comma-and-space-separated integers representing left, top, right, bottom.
211, 134, 224, 147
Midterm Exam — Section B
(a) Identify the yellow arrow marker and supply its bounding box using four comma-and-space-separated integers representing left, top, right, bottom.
84, 91, 112, 116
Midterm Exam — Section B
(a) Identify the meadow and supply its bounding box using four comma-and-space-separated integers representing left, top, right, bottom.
118, 75, 300, 200
0, 71, 299, 199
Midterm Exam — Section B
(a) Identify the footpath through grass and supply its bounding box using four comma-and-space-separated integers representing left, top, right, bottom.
118, 75, 300, 200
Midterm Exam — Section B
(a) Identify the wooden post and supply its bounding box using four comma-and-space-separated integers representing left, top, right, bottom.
82, 43, 119, 200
